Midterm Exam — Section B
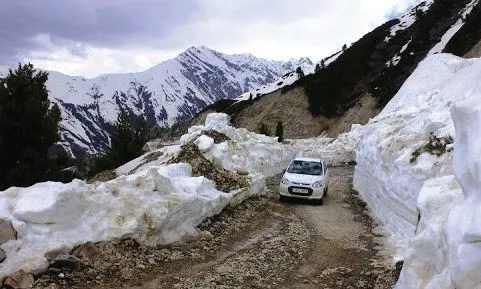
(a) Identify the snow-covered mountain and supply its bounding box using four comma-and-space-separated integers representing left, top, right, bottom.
0, 47, 311, 157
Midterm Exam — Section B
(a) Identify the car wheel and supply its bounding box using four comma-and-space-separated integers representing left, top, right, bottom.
314, 198, 323, 206
324, 185, 328, 196
279, 195, 288, 203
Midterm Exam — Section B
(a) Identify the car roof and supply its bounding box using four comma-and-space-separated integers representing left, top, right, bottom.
293, 157, 323, 163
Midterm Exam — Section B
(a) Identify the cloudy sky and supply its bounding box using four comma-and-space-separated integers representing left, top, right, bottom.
0, 0, 423, 78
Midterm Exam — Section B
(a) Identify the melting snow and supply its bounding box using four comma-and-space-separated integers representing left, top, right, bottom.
353, 53, 481, 288
0, 112, 357, 280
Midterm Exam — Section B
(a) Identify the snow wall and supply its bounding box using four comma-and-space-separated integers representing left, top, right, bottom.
353, 53, 481, 288
0, 113, 356, 281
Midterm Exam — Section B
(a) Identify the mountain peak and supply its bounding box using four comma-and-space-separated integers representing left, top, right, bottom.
34, 46, 310, 157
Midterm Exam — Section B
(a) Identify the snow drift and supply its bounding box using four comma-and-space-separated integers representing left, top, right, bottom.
0, 163, 264, 280
0, 112, 356, 281
353, 53, 481, 288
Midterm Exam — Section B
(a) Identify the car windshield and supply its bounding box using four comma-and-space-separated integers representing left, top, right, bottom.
286, 160, 323, 175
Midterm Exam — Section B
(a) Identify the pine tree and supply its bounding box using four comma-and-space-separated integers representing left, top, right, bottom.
296, 67, 305, 78
90, 111, 151, 176
0, 63, 61, 188
132, 116, 149, 155
107, 109, 136, 167
275, 121, 284, 143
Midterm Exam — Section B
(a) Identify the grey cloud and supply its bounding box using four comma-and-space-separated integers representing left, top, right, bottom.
0, 0, 198, 63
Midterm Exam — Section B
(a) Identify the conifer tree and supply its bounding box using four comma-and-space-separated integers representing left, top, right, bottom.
0, 63, 61, 188
275, 121, 284, 142
132, 116, 149, 155
295, 67, 305, 78
107, 109, 136, 167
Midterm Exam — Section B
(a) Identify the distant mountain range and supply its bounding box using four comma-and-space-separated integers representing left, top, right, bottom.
0, 47, 312, 157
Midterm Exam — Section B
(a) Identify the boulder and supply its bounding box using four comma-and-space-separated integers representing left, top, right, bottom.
0, 218, 17, 245
2, 270, 34, 289
49, 254, 81, 270
0, 248, 5, 263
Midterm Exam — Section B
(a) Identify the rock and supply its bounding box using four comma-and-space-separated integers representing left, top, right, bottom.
0, 248, 6, 263
0, 218, 17, 245
49, 254, 81, 270
2, 270, 34, 289
236, 168, 249, 176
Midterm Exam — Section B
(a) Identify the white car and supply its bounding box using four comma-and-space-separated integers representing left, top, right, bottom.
279, 157, 329, 205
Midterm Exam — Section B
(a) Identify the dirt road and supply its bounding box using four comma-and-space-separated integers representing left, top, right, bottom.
34, 166, 399, 289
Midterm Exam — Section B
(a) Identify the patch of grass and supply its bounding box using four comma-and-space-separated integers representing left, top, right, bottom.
410, 133, 453, 163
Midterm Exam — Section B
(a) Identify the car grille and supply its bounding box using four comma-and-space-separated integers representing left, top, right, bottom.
291, 181, 311, 186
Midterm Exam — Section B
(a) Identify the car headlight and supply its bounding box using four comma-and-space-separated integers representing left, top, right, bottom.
281, 177, 291, 185
312, 181, 323, 188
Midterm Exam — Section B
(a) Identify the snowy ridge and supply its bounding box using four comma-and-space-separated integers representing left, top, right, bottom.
232, 51, 352, 103
234, 59, 314, 102
352, 53, 481, 288
11, 46, 311, 156
428, 0, 479, 55
384, 0, 434, 42
385, 0, 434, 42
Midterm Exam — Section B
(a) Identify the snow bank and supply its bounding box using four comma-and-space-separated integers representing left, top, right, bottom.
353, 53, 481, 288
395, 176, 463, 289
397, 87, 481, 289
0, 164, 265, 280
0, 111, 356, 281
123, 113, 358, 178
354, 54, 480, 247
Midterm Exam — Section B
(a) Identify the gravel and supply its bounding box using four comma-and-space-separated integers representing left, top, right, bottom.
32, 166, 399, 289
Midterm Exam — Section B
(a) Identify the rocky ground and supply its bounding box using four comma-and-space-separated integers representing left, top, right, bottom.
31, 166, 399, 289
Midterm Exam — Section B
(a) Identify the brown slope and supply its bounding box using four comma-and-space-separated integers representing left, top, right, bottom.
193, 86, 380, 139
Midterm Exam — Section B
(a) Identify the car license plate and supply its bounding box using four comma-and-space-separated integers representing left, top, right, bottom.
292, 188, 308, 194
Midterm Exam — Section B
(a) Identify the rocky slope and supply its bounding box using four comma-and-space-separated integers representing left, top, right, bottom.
0, 47, 312, 157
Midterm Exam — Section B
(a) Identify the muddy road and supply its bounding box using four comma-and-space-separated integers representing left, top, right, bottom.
34, 166, 399, 289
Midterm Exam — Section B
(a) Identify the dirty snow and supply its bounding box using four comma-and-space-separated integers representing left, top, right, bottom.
0, 112, 356, 281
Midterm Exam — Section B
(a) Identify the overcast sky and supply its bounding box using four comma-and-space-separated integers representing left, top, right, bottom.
0, 0, 424, 78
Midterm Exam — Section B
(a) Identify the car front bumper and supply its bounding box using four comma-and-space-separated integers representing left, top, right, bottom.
279, 183, 326, 200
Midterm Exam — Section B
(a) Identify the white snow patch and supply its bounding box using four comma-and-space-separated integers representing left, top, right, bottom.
428, 20, 464, 56
387, 39, 412, 67
428, 0, 479, 56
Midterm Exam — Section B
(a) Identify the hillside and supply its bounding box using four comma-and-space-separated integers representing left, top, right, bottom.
195, 87, 379, 139
0, 47, 312, 157
194, 0, 481, 138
